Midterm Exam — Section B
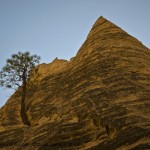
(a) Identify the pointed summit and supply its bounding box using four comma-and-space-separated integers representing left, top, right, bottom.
96, 15, 107, 21
87, 16, 125, 39
76, 16, 144, 59
92, 15, 108, 27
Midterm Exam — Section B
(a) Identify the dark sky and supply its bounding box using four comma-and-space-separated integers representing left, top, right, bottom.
0, 0, 150, 107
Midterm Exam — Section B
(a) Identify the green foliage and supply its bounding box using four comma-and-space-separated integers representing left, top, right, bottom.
0, 51, 41, 89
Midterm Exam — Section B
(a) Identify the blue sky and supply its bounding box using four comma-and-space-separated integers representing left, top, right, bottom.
0, 0, 150, 107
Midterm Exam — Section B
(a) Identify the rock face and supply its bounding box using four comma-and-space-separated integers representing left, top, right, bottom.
0, 16, 150, 150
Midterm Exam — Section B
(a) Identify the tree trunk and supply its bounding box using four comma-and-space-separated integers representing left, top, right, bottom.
20, 68, 31, 126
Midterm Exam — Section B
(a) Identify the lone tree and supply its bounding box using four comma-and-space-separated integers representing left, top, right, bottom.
0, 51, 40, 126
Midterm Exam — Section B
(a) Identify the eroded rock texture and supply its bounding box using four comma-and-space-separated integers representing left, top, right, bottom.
0, 16, 150, 150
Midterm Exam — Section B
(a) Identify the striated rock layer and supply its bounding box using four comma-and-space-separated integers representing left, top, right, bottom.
0, 16, 150, 150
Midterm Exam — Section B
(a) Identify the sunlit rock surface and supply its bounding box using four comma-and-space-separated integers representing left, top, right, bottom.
0, 16, 150, 150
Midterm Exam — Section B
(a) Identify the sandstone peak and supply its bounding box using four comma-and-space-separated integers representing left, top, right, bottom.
92, 15, 108, 26
76, 16, 145, 60
0, 17, 150, 149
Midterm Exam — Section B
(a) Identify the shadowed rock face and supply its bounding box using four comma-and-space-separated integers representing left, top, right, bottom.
0, 16, 150, 150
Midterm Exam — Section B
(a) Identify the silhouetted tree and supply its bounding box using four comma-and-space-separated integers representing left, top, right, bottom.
0, 51, 40, 125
